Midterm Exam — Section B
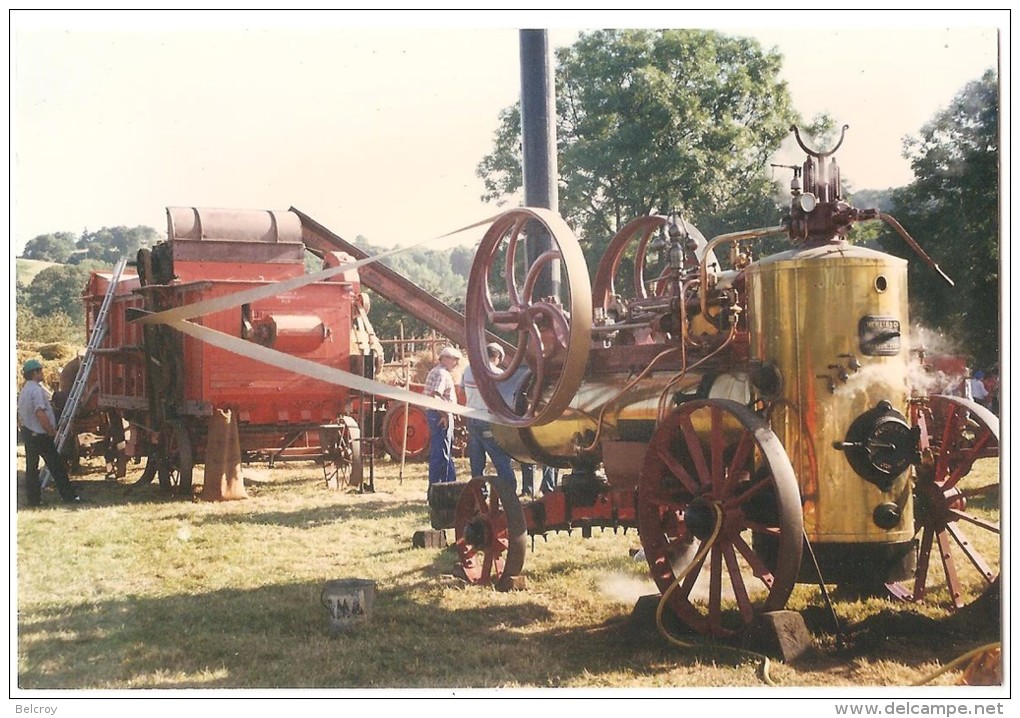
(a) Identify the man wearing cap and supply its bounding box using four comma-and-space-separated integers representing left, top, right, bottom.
424, 346, 462, 486
17, 359, 82, 506
461, 343, 517, 491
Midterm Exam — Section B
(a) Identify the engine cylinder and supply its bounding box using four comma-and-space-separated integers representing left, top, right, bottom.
493, 369, 751, 485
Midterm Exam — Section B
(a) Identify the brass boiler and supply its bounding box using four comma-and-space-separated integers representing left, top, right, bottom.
746, 243, 916, 561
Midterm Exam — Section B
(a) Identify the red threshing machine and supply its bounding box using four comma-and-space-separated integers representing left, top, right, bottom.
442, 127, 1000, 639
82, 206, 483, 493
83, 207, 380, 492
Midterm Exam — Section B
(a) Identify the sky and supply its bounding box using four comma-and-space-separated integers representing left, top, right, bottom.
9, 9, 1007, 254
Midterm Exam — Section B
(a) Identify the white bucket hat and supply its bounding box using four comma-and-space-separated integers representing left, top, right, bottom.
485, 342, 505, 361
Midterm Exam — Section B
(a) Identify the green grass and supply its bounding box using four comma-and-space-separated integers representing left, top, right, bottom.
15, 452, 1001, 692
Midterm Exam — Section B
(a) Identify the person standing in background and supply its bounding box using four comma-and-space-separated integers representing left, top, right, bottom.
981, 368, 999, 414
17, 358, 82, 506
423, 346, 462, 487
461, 343, 517, 489
969, 370, 989, 407
521, 462, 557, 498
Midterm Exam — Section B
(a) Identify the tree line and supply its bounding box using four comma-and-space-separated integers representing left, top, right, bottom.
15, 224, 475, 344
17, 226, 161, 342
476, 30, 999, 369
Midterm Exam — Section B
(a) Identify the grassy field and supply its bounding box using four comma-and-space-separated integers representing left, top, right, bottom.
14, 448, 1002, 695
16, 257, 59, 286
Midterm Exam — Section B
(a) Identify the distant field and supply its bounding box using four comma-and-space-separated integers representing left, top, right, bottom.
16, 257, 59, 285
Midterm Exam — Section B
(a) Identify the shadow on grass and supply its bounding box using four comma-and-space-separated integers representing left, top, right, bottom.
18, 578, 558, 690
33, 454, 438, 515
17, 463, 1001, 690
18, 574, 1000, 692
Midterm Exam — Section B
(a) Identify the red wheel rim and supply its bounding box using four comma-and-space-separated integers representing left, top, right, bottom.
891, 396, 999, 609
382, 404, 429, 461
453, 477, 527, 589
637, 400, 802, 638
463, 208, 592, 427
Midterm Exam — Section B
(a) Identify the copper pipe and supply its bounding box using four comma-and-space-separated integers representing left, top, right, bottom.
699, 226, 785, 318
878, 212, 955, 287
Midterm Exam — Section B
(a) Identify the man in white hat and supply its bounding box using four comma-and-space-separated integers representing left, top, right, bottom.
460, 343, 516, 489
424, 346, 462, 485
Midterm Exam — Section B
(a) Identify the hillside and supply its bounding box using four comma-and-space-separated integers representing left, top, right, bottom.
16, 257, 59, 286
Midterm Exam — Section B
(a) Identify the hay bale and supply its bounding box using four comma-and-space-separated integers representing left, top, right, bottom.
378, 348, 462, 386
38, 342, 79, 362
16, 341, 84, 388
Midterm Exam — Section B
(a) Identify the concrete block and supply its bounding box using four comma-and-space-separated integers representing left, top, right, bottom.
744, 610, 814, 663
629, 594, 697, 643
497, 574, 529, 592
412, 528, 448, 549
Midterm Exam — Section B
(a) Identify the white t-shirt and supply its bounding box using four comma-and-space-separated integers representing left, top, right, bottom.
461, 366, 484, 412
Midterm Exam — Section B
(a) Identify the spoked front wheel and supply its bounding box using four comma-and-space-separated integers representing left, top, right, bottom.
454, 477, 527, 592
320, 416, 363, 490
637, 399, 803, 639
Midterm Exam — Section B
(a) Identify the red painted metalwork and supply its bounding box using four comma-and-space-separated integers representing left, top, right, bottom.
454, 477, 526, 591
83, 207, 381, 492
381, 400, 430, 462
637, 400, 802, 638
889, 396, 1000, 608
452, 129, 998, 637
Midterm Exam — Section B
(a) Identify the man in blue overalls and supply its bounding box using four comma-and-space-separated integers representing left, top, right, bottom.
423, 346, 462, 486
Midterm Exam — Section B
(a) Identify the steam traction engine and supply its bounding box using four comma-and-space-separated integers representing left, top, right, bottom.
86, 207, 380, 492
452, 128, 1000, 637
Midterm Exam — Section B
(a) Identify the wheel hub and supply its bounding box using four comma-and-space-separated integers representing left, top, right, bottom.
684, 498, 719, 541
913, 481, 955, 530
463, 517, 487, 548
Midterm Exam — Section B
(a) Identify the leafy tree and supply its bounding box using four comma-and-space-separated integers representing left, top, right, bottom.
881, 70, 999, 368
349, 235, 472, 343
848, 188, 895, 213
74, 225, 159, 265
449, 245, 476, 279
23, 264, 91, 323
21, 232, 77, 263
16, 303, 84, 344
477, 29, 801, 275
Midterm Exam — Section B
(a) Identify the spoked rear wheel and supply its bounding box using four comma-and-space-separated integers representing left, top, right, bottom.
637, 399, 803, 639
320, 416, 363, 490
889, 396, 1000, 609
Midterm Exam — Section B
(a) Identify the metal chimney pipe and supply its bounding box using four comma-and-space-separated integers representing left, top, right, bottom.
519, 29, 560, 300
